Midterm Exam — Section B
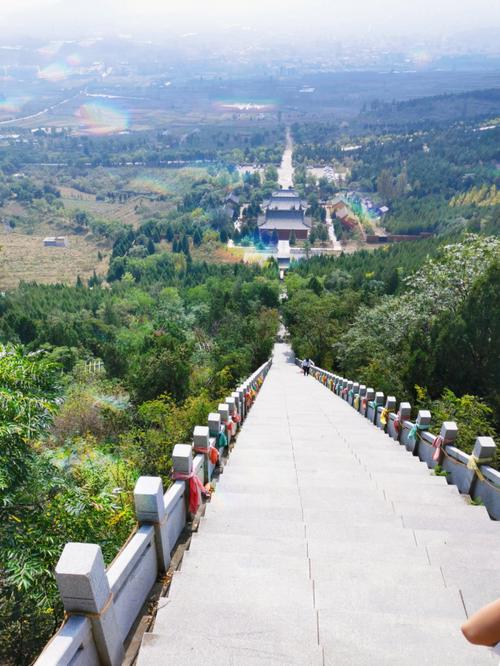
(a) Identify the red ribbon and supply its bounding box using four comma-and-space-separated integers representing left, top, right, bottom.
172, 471, 208, 514
194, 445, 219, 465
393, 417, 400, 433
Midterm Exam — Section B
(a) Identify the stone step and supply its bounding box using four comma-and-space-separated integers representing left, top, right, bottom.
138, 633, 324, 666
311, 560, 443, 587
198, 515, 306, 538
401, 513, 499, 534
305, 523, 415, 545
167, 569, 313, 609
181, 548, 308, 576
308, 542, 429, 567
186, 532, 308, 558
314, 577, 465, 617
319, 610, 493, 665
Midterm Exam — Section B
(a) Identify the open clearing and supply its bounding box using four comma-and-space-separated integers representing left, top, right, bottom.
0, 226, 108, 290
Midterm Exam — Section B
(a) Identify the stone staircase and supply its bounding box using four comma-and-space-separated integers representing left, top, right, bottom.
137, 344, 496, 665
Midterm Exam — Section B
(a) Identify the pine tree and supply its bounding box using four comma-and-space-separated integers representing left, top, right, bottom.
193, 228, 203, 246
147, 238, 156, 255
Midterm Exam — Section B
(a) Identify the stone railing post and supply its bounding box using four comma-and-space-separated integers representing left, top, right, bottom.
349, 382, 359, 406
362, 388, 375, 417
172, 443, 194, 514
134, 476, 170, 572
388, 402, 411, 441
218, 403, 231, 444
232, 391, 242, 422
345, 380, 353, 400
55, 543, 124, 666
403, 409, 431, 454
225, 396, 238, 441
469, 437, 497, 495
367, 391, 384, 423
193, 425, 211, 483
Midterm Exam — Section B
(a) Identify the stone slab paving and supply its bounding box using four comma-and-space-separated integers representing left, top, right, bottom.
137, 344, 496, 665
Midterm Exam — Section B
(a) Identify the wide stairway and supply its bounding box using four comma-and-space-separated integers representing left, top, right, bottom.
137, 344, 498, 665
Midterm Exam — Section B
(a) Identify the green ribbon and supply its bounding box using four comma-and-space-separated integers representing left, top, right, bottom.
216, 429, 228, 450
368, 400, 377, 409
407, 423, 429, 443
348, 390, 354, 398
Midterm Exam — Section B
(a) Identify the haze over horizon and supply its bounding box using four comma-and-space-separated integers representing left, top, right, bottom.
1, 0, 500, 49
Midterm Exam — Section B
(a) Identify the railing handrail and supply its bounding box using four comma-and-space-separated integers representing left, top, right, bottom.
298, 357, 499, 517
34, 358, 273, 666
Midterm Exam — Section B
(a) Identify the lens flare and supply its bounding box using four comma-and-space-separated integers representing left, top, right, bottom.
66, 53, 82, 67
76, 101, 129, 135
38, 62, 71, 82
127, 176, 170, 195
0, 96, 30, 114
411, 51, 433, 68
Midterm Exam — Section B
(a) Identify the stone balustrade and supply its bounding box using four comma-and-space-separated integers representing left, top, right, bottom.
34, 359, 272, 666
296, 358, 500, 519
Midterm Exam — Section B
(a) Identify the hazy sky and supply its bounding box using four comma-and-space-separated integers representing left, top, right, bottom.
2, 0, 500, 41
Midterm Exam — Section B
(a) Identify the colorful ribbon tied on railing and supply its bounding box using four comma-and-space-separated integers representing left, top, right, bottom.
380, 408, 392, 426
466, 455, 494, 482
361, 398, 367, 411
353, 395, 360, 410
216, 428, 228, 450
348, 389, 354, 400
342, 387, 348, 397
393, 416, 401, 433
368, 400, 377, 410
194, 445, 219, 465
172, 470, 208, 514
407, 423, 429, 444
431, 435, 444, 462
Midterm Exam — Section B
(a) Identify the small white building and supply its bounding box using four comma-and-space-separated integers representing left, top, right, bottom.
43, 236, 67, 247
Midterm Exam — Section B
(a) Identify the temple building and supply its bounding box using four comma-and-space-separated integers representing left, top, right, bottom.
258, 188, 312, 242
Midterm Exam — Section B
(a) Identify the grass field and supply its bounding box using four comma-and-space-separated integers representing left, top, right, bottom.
0, 225, 109, 290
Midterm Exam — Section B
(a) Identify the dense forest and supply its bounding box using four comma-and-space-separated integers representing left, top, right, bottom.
293, 99, 500, 236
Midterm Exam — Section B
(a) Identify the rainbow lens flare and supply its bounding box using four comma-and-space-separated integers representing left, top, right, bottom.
38, 62, 71, 82
76, 101, 129, 135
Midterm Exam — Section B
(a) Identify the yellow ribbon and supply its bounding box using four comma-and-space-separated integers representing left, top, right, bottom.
466, 455, 494, 482
380, 408, 389, 426
353, 395, 360, 410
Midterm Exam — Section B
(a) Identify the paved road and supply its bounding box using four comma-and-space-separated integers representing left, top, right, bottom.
278, 128, 294, 189
138, 344, 497, 665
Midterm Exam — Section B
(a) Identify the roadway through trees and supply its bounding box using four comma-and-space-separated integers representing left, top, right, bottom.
137, 344, 497, 665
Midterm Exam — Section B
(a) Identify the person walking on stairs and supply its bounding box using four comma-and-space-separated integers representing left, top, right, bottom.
302, 358, 311, 376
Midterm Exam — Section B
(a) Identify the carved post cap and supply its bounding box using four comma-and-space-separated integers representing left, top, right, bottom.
193, 425, 209, 451
218, 404, 230, 421
134, 476, 165, 523
225, 397, 236, 415
172, 443, 193, 475
398, 402, 411, 419
375, 391, 384, 405
385, 396, 397, 410
365, 388, 375, 400
472, 436, 497, 459
359, 385, 367, 396
416, 410, 432, 426
56, 543, 110, 614
352, 382, 360, 392
208, 412, 221, 436
439, 421, 458, 441
347, 381, 353, 390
